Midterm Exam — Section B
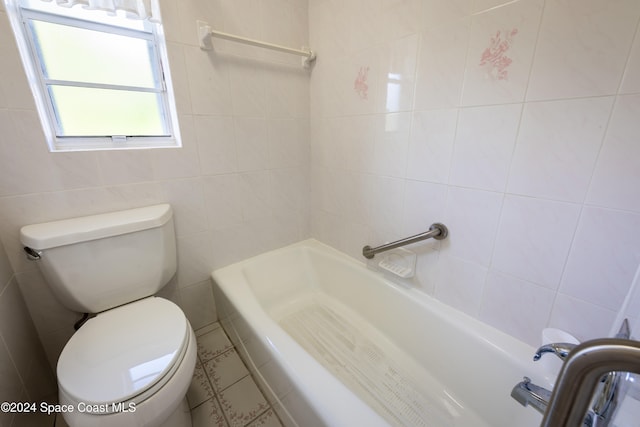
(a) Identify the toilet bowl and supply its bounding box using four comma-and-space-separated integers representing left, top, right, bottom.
20, 204, 196, 427
57, 298, 196, 427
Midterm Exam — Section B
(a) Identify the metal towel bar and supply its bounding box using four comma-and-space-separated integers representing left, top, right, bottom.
362, 223, 448, 259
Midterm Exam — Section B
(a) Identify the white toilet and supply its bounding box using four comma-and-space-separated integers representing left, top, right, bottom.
20, 204, 196, 427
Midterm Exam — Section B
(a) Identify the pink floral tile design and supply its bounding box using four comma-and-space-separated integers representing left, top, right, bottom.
197, 328, 234, 363
218, 376, 269, 427
204, 348, 249, 392
354, 66, 370, 100
187, 362, 215, 409
246, 408, 283, 427
479, 29, 519, 81
191, 398, 228, 427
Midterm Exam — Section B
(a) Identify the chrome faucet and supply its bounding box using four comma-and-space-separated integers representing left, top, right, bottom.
511, 377, 552, 415
511, 377, 594, 426
533, 342, 576, 361
541, 338, 640, 427
512, 320, 632, 426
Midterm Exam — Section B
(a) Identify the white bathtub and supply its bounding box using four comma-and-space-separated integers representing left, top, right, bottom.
211, 239, 544, 427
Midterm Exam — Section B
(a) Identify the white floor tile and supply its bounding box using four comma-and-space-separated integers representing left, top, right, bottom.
204, 348, 250, 392
246, 408, 284, 427
217, 376, 270, 427
187, 361, 216, 409
191, 398, 228, 427
197, 328, 234, 363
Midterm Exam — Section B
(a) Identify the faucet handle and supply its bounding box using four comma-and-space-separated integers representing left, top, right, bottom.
615, 318, 630, 340
533, 342, 577, 361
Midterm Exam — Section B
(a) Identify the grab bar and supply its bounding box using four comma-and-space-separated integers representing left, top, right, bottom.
362, 223, 448, 259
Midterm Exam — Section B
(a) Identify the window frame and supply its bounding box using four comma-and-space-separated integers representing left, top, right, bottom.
5, 0, 181, 152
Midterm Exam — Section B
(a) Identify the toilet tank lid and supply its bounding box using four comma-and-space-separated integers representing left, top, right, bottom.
20, 204, 173, 250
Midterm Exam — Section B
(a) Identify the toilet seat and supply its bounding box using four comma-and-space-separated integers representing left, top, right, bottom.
57, 297, 189, 411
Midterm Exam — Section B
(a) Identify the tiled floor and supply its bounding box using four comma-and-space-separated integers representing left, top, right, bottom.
55, 322, 283, 427
189, 322, 284, 427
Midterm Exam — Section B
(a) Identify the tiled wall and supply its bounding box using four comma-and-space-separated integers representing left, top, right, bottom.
308, 0, 640, 346
0, 0, 310, 368
0, 238, 56, 426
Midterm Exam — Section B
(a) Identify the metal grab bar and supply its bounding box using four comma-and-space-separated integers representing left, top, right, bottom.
362, 223, 448, 259
541, 338, 640, 427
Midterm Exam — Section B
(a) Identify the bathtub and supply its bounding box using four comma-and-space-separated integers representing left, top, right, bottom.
211, 239, 544, 427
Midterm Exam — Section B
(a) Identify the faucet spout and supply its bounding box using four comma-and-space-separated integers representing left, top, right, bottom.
511, 377, 551, 415
533, 342, 577, 361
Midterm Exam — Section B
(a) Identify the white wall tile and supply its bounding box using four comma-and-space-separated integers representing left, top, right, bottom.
342, 48, 380, 116
620, 30, 640, 94
441, 187, 503, 266
180, 280, 217, 331
472, 0, 514, 14
218, 0, 263, 60
176, 231, 215, 288
97, 149, 155, 186
587, 94, 640, 213
449, 103, 521, 192
527, 0, 640, 101
434, 254, 487, 316
420, 0, 472, 29
461, 0, 543, 106
202, 174, 243, 231
234, 117, 269, 172
479, 271, 555, 346
0, 12, 34, 111
228, 60, 268, 117
549, 293, 617, 342
380, 0, 423, 40
507, 97, 613, 203
183, 46, 232, 116
366, 175, 405, 242
239, 171, 273, 221
308, 0, 350, 60
160, 178, 208, 237
339, 115, 376, 173
195, 116, 238, 176
173, 0, 224, 47
264, 67, 310, 118
270, 168, 308, 217
406, 109, 458, 183
412, 246, 440, 295
0, 278, 55, 399
0, 239, 13, 291
414, 18, 470, 110
165, 42, 192, 115
402, 180, 448, 237
0, 335, 23, 427
268, 118, 304, 170
371, 113, 411, 178
492, 195, 581, 289
346, 0, 386, 53
560, 206, 640, 312
152, 115, 202, 180
374, 35, 419, 114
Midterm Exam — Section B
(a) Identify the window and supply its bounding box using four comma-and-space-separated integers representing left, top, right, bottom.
4, 0, 181, 151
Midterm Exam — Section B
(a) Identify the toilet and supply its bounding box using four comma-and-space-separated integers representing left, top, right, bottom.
20, 204, 196, 427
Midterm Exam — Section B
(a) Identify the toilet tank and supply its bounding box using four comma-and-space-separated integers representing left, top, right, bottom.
20, 204, 177, 313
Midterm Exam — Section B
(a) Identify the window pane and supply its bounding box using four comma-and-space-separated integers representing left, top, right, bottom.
20, 0, 148, 31
50, 86, 166, 136
31, 19, 158, 88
